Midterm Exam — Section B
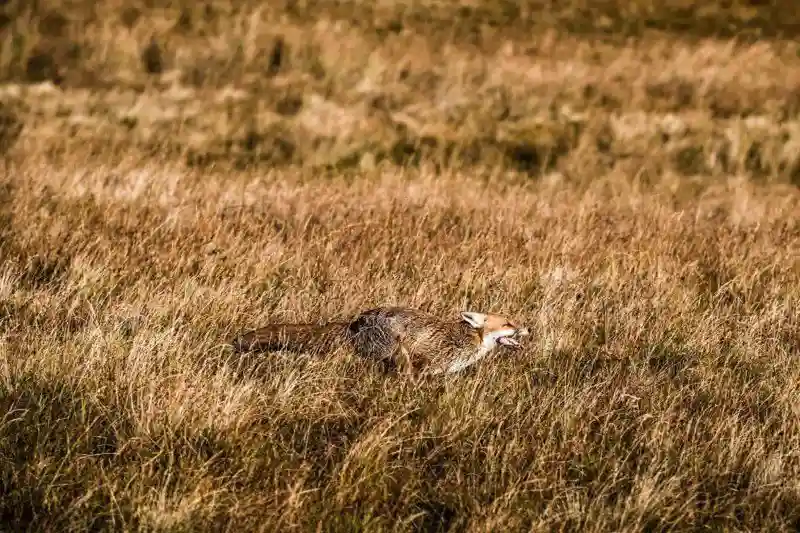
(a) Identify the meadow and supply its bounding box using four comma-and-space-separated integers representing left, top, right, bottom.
1, 1, 800, 531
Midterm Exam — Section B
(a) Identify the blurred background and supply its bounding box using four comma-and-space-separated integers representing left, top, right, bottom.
1, 0, 799, 181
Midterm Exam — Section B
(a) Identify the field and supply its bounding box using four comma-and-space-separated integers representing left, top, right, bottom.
1, 0, 800, 531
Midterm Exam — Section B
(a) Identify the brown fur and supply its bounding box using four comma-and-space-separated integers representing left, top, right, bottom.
230, 306, 526, 374
230, 322, 351, 354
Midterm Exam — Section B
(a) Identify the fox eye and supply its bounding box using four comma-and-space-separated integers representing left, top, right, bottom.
504, 323, 514, 328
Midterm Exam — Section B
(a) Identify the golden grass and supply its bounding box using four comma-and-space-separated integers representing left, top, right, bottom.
4, 0, 800, 178
2, 158, 799, 531
1, 1, 800, 531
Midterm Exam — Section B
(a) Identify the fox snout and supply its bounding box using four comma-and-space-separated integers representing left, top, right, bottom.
498, 326, 530, 348
497, 328, 529, 348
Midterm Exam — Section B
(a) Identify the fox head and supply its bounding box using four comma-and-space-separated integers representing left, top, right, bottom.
460, 311, 530, 349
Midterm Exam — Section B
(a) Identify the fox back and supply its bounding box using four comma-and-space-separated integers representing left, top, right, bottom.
347, 307, 481, 366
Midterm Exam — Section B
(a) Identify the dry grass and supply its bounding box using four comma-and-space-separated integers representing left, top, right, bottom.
1, 1, 800, 532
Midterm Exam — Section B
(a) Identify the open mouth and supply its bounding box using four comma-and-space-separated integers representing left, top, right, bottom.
498, 336, 521, 348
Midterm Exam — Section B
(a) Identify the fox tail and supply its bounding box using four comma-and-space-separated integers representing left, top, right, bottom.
229, 322, 351, 354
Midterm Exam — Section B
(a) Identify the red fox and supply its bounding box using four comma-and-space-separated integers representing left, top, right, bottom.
230, 306, 529, 375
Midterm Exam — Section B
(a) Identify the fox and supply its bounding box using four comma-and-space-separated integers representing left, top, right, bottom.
229, 306, 530, 375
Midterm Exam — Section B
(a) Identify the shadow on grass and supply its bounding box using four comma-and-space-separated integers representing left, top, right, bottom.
0, 375, 128, 531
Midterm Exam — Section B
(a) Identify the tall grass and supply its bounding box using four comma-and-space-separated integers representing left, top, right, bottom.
1, 1, 800, 531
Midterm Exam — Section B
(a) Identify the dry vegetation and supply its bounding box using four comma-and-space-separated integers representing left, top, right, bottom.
1, 0, 800, 531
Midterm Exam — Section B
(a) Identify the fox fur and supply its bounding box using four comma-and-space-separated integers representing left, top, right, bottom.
230, 306, 529, 375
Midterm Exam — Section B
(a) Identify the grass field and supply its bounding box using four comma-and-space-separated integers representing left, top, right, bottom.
1, 1, 800, 531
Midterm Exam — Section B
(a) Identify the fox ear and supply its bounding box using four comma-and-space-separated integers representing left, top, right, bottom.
461, 311, 487, 329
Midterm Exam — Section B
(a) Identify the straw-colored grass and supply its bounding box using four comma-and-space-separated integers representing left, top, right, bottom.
1, 1, 800, 531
